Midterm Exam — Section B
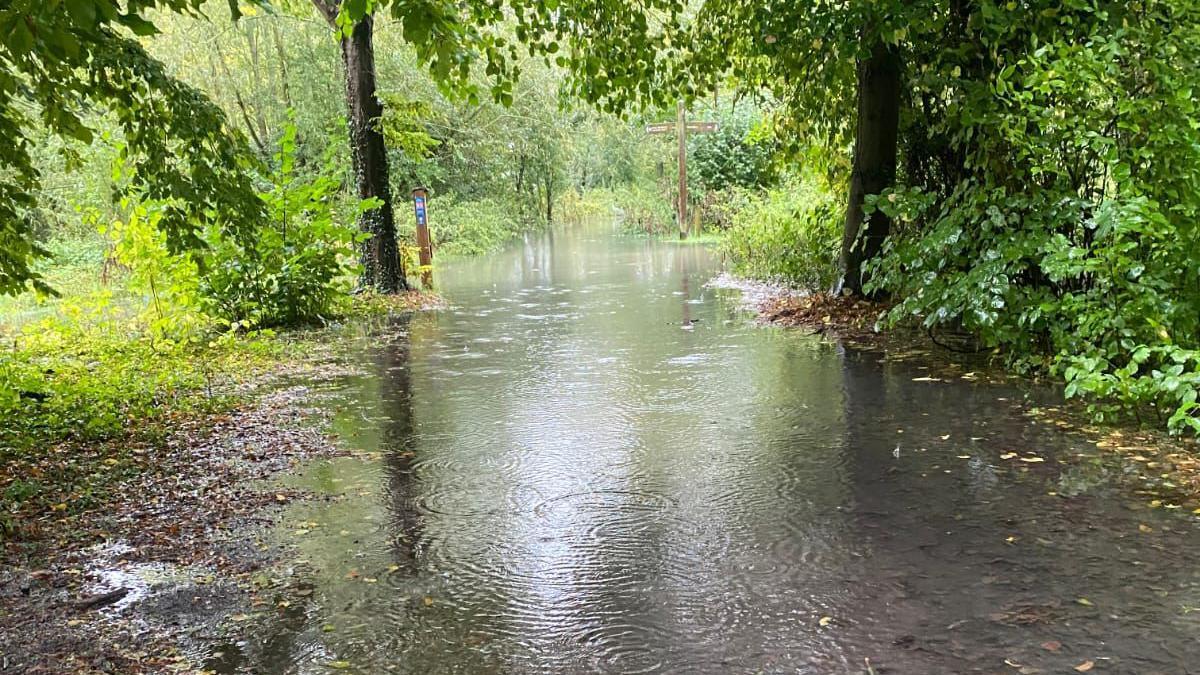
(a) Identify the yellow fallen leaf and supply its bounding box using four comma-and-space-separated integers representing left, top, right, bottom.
1075, 660, 1094, 672
328, 661, 352, 670
1139, 524, 1153, 533
941, 434, 951, 440
1076, 598, 1093, 607
1000, 452, 1018, 460
423, 596, 434, 606
1019, 456, 1046, 463
818, 616, 832, 627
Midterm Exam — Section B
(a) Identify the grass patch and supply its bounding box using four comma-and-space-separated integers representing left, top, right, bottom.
0, 272, 431, 540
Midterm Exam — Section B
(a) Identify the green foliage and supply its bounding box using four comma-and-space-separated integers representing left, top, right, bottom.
412, 197, 525, 258
722, 180, 841, 290
199, 122, 368, 327
0, 300, 281, 530
379, 94, 441, 166
339, 0, 685, 113
860, 0, 1200, 432
93, 122, 365, 330
613, 185, 676, 236
555, 189, 616, 225
687, 103, 778, 193
0, 0, 265, 296
106, 199, 207, 341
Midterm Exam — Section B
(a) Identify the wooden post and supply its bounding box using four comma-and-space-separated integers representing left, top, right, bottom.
412, 187, 433, 288
645, 113, 716, 239
677, 101, 688, 240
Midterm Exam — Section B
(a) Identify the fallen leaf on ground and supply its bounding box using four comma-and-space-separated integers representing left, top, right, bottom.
1041, 640, 1062, 651
818, 616, 832, 627
1075, 661, 1094, 672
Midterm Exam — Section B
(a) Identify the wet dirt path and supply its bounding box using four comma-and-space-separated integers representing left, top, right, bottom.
215, 226, 1200, 674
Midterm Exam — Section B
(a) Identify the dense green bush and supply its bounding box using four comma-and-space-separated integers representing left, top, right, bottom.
687, 103, 778, 193
722, 180, 841, 290
199, 125, 367, 328
864, 0, 1200, 432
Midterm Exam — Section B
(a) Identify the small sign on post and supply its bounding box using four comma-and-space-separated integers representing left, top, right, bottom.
412, 187, 433, 287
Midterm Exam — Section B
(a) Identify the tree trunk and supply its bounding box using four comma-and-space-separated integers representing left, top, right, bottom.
837, 36, 901, 297
340, 14, 406, 292
313, 1, 406, 292
544, 173, 553, 224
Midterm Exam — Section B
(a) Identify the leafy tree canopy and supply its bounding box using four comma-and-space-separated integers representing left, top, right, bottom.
0, 0, 267, 295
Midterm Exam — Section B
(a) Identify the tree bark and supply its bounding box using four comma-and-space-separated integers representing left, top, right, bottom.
837, 36, 901, 297
313, 2, 406, 292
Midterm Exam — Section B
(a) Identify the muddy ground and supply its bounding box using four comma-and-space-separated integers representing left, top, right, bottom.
0, 365, 353, 674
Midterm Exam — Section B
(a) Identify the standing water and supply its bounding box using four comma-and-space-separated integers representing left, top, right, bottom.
218, 225, 1200, 674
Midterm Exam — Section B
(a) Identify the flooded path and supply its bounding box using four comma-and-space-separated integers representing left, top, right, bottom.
220, 226, 1200, 674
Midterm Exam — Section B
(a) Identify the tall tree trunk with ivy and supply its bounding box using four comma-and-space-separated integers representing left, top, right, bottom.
313, 2, 406, 292
838, 36, 901, 297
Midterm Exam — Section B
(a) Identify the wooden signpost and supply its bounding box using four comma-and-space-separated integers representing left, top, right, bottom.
646, 102, 718, 239
412, 187, 433, 287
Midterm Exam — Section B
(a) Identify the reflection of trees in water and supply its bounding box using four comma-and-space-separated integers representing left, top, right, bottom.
375, 313, 424, 574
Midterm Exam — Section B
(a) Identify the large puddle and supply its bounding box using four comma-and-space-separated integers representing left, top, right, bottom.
215, 225, 1200, 673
